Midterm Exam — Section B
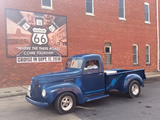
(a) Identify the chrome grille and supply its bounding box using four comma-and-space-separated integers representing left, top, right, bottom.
31, 85, 42, 101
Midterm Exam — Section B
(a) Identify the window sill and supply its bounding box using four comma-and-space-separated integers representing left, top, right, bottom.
119, 17, 126, 21
133, 64, 139, 66
86, 13, 95, 16
105, 64, 112, 66
146, 63, 151, 65
145, 21, 151, 24
41, 6, 53, 10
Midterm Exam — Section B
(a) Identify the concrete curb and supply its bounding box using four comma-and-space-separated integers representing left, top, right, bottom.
146, 74, 160, 78
0, 92, 27, 98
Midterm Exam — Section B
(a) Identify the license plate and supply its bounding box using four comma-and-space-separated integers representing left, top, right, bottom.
27, 91, 31, 97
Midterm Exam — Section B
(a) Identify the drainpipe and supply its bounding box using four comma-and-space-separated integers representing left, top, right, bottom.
156, 0, 159, 71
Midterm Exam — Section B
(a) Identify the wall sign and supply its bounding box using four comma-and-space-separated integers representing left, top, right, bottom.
6, 9, 68, 63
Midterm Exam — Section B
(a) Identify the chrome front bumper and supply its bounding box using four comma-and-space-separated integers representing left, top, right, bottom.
26, 96, 48, 107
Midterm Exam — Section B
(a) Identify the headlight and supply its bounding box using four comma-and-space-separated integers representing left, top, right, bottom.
28, 85, 31, 91
42, 90, 46, 97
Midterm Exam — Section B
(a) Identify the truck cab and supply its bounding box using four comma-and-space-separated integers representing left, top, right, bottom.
26, 54, 146, 114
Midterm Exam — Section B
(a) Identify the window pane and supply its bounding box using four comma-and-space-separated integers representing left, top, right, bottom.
119, 0, 124, 8
133, 46, 136, 54
105, 47, 110, 53
146, 55, 149, 63
145, 13, 149, 21
86, 0, 92, 3
86, 2, 93, 13
42, 0, 51, 7
119, 8, 124, 18
133, 45, 138, 64
105, 54, 111, 65
145, 5, 149, 13
146, 46, 149, 54
133, 55, 137, 64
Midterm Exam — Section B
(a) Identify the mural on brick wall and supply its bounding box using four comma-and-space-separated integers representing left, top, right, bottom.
5, 9, 68, 63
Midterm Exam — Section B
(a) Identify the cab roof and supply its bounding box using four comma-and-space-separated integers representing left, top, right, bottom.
70, 54, 101, 60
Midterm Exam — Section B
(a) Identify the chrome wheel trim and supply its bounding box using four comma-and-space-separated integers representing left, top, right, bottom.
61, 96, 73, 111
131, 84, 139, 95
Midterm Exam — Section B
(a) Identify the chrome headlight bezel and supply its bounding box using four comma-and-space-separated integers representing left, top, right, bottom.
42, 89, 46, 97
28, 85, 31, 91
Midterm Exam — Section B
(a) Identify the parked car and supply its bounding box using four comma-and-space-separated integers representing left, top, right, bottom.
26, 54, 146, 114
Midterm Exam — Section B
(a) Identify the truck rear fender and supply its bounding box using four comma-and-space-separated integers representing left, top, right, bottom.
45, 82, 85, 105
122, 74, 144, 92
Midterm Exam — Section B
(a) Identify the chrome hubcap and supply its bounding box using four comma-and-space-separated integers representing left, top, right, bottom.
132, 84, 139, 95
61, 96, 73, 111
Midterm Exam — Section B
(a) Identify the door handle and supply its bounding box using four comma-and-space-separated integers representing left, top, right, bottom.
99, 73, 102, 75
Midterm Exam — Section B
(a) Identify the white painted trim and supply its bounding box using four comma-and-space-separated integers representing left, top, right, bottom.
133, 44, 138, 65
86, 0, 95, 16
119, 0, 126, 20
86, 13, 95, 16
41, 0, 53, 10
144, 2, 150, 23
144, 2, 149, 5
146, 44, 151, 64
145, 21, 151, 24
119, 17, 126, 21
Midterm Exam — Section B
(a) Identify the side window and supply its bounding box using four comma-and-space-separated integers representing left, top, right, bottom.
105, 43, 112, 65
84, 60, 99, 70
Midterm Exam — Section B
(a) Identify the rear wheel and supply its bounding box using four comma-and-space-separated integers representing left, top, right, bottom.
54, 92, 76, 114
128, 80, 141, 98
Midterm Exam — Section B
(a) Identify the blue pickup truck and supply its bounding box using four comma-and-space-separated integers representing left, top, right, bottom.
26, 54, 146, 114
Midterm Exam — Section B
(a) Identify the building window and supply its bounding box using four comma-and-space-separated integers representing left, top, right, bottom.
105, 43, 112, 65
119, 0, 125, 20
133, 44, 138, 65
144, 2, 150, 23
146, 44, 150, 64
86, 0, 94, 16
41, 0, 53, 9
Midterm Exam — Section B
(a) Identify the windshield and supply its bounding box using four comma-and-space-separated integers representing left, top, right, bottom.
66, 58, 83, 69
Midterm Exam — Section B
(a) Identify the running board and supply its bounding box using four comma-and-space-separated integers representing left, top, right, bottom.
86, 94, 109, 102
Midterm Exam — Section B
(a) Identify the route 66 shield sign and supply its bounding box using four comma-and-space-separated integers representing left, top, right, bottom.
32, 33, 48, 45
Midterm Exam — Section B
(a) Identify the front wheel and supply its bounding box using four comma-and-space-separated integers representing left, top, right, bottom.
54, 92, 76, 114
128, 80, 141, 98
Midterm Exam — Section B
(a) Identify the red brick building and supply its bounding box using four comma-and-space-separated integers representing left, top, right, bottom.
0, 0, 160, 87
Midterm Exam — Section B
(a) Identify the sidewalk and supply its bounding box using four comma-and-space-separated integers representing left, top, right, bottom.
0, 72, 160, 98
0, 85, 28, 98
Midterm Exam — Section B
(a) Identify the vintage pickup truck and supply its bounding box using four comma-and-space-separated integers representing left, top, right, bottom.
26, 54, 146, 114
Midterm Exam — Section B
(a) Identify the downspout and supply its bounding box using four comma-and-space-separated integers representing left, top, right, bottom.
156, 0, 159, 71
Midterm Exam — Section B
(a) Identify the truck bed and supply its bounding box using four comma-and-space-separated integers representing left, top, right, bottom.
104, 69, 146, 91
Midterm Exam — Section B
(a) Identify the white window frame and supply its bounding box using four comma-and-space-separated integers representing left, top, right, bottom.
133, 44, 138, 65
104, 46, 111, 54
146, 44, 150, 64
41, 0, 53, 10
86, 0, 95, 16
144, 2, 150, 24
119, 0, 126, 20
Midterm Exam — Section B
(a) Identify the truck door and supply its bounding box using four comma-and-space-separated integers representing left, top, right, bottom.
82, 59, 105, 95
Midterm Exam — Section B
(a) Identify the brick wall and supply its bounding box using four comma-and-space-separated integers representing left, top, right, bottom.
0, 0, 158, 87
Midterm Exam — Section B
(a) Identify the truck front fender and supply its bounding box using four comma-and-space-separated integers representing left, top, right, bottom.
44, 82, 85, 105
121, 74, 144, 92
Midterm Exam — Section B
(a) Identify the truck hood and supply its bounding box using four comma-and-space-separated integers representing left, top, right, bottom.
31, 69, 81, 84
